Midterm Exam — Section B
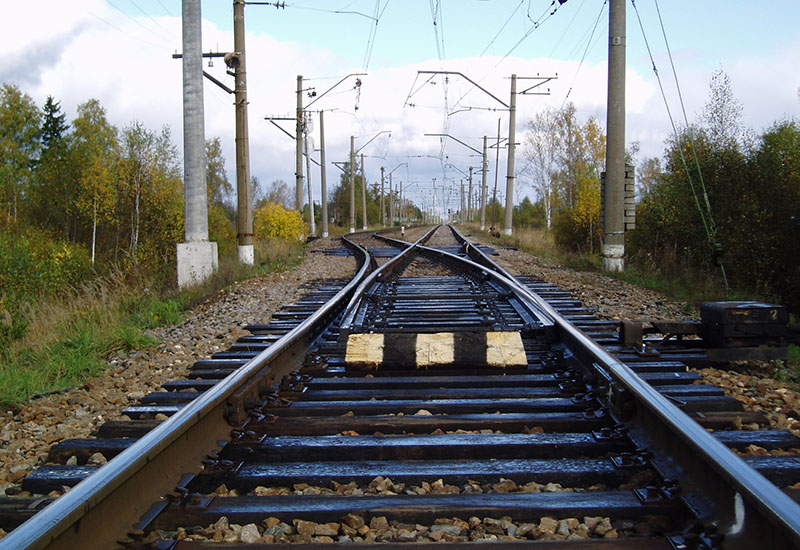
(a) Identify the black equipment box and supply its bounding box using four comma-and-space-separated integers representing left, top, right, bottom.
700, 301, 788, 348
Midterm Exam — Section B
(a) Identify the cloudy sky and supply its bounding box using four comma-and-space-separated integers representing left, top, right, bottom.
2, 0, 799, 214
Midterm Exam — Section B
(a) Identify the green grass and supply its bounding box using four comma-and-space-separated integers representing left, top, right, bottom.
772, 345, 800, 387
0, 238, 308, 410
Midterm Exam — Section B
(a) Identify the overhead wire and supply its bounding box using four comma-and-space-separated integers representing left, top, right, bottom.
479, 0, 525, 56
559, 0, 607, 108
125, 0, 177, 38
106, 0, 174, 45
631, 0, 728, 292
86, 9, 166, 50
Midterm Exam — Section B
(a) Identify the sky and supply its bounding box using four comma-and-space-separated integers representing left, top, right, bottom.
2, 0, 799, 216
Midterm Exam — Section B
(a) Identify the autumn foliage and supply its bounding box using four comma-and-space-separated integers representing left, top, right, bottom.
254, 202, 305, 241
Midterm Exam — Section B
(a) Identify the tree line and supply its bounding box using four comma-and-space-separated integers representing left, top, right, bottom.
516, 70, 800, 312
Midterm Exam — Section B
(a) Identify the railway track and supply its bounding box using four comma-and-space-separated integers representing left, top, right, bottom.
2, 225, 800, 549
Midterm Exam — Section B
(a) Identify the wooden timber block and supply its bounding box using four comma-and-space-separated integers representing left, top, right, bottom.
345, 332, 527, 369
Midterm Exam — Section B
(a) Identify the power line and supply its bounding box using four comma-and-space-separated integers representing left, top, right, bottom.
106, 0, 174, 45
559, 0, 607, 108
126, 0, 176, 38
479, 0, 525, 57
85, 9, 165, 50
630, 0, 729, 292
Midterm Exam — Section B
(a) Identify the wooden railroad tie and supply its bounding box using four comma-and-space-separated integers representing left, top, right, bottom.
345, 331, 527, 369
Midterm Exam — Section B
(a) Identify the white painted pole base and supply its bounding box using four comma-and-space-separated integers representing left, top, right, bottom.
503, 228, 512, 236
362, 225, 367, 230
480, 225, 485, 231
349, 227, 355, 233
238, 244, 254, 265
177, 241, 218, 288
322, 231, 329, 238
602, 244, 625, 272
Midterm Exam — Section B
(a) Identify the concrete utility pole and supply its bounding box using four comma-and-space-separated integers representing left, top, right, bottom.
360, 153, 368, 230
295, 75, 304, 212
399, 181, 404, 221
233, 0, 253, 264
389, 173, 394, 226
177, 0, 217, 288
480, 135, 488, 230
504, 74, 517, 236
380, 166, 386, 226
349, 136, 356, 233
460, 179, 465, 223
603, 0, 626, 272
304, 123, 315, 236
318, 110, 328, 237
467, 167, 473, 222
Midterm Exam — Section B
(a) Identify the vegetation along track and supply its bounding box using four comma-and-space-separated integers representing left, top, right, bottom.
2, 225, 800, 549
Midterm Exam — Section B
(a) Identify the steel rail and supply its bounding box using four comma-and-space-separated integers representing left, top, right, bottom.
339, 226, 438, 335
372, 229, 555, 331
443, 224, 800, 549
0, 236, 374, 550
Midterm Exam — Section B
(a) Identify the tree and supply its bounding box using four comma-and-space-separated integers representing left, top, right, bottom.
32, 96, 73, 236
206, 137, 233, 207
70, 99, 118, 263
41, 96, 68, 151
522, 107, 562, 229
0, 84, 41, 225
262, 179, 292, 209
701, 69, 744, 151
119, 122, 182, 261
637, 156, 663, 197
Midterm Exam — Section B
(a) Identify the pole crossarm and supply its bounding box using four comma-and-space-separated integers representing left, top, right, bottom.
518, 75, 558, 96
386, 162, 407, 176
264, 117, 296, 140
424, 133, 482, 155
305, 73, 367, 108
418, 70, 509, 109
355, 130, 391, 154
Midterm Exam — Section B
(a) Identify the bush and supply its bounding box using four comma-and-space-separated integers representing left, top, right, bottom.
254, 202, 306, 241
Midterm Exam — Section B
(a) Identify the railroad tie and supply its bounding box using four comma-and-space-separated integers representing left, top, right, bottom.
345, 331, 527, 368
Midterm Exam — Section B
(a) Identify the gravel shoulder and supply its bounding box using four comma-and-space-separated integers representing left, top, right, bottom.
0, 237, 355, 495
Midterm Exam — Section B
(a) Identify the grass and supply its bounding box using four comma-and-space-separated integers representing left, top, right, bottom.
0, 238, 306, 410
772, 345, 800, 388
468, 223, 732, 311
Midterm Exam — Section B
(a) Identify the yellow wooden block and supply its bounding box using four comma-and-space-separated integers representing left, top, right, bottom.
486, 331, 527, 367
415, 332, 455, 367
345, 333, 384, 367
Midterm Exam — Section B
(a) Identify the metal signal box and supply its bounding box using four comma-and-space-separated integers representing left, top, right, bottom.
700, 301, 788, 348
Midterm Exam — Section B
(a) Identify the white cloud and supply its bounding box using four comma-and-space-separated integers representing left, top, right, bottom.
5, 3, 799, 212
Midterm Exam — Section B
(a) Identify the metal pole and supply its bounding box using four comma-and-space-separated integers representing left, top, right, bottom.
504, 73, 517, 236
389, 173, 394, 226
491, 119, 501, 231
399, 181, 403, 222
460, 179, 465, 223
295, 75, 304, 212
349, 135, 355, 233
360, 153, 367, 230
603, 0, 626, 272
480, 135, 488, 230
468, 166, 473, 222
380, 166, 385, 226
319, 110, 328, 237
233, 0, 253, 264
304, 123, 315, 237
